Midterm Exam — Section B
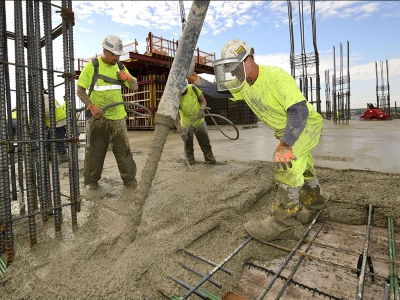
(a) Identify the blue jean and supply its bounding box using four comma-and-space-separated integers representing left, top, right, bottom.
47, 126, 67, 155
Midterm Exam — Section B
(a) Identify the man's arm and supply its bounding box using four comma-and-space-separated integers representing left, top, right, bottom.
76, 85, 92, 107
197, 92, 207, 111
76, 85, 103, 119
174, 112, 183, 132
117, 70, 138, 91
280, 100, 309, 146
187, 58, 232, 99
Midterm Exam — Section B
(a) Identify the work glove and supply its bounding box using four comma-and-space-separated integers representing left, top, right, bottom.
117, 70, 132, 82
274, 140, 296, 170
197, 109, 205, 119
187, 57, 199, 83
179, 130, 188, 142
88, 104, 103, 119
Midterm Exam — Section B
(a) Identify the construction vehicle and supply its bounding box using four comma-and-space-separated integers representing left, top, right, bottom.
359, 103, 392, 120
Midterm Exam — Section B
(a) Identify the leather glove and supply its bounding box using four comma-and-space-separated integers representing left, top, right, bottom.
197, 109, 205, 119
187, 57, 199, 83
88, 104, 103, 119
274, 140, 296, 170
117, 70, 132, 82
179, 130, 188, 142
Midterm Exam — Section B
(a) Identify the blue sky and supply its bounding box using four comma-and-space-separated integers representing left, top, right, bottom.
5, 1, 400, 109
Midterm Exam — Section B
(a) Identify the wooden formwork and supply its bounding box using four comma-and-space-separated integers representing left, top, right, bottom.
123, 74, 166, 130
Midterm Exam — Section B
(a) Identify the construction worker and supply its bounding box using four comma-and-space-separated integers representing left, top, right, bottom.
175, 79, 216, 165
44, 92, 69, 163
11, 107, 17, 139
187, 39, 326, 242
76, 34, 139, 190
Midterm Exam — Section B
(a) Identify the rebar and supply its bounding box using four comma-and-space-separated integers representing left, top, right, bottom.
356, 204, 373, 300
257, 208, 326, 300
180, 236, 252, 299
388, 216, 399, 300
1, 0, 81, 264
276, 217, 329, 299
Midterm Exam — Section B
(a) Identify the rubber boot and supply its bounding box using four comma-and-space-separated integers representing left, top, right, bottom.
186, 153, 195, 165
296, 177, 327, 225
203, 150, 216, 164
244, 183, 300, 243
59, 153, 69, 163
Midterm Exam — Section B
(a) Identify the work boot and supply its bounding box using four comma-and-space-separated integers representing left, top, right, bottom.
244, 216, 294, 243
245, 182, 300, 242
203, 150, 217, 164
186, 153, 195, 165
59, 153, 69, 163
123, 179, 138, 189
86, 182, 99, 190
296, 177, 328, 225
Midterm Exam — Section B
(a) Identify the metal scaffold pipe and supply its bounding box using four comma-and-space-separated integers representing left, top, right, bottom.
130, 0, 210, 240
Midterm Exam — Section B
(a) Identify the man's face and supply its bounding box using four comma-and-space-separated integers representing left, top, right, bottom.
103, 49, 120, 65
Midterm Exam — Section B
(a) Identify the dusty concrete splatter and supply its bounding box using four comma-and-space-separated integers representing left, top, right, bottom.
2, 122, 400, 299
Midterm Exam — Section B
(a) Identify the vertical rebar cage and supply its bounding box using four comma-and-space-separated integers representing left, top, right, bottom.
0, 0, 80, 265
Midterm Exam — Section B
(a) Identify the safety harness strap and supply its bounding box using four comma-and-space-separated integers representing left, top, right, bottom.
88, 58, 125, 97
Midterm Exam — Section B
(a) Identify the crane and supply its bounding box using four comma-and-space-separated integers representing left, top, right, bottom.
179, 0, 186, 30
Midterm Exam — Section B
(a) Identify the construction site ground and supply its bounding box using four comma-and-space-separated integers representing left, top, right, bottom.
2, 118, 400, 299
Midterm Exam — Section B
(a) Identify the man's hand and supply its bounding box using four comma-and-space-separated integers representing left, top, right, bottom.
88, 104, 103, 119
274, 140, 296, 170
179, 130, 188, 142
117, 70, 132, 82
197, 109, 205, 119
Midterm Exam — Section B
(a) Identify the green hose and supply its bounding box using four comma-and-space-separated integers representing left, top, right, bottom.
388, 217, 399, 300
183, 108, 239, 167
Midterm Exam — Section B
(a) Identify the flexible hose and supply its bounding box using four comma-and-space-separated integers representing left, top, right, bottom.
86, 101, 151, 148
182, 108, 239, 167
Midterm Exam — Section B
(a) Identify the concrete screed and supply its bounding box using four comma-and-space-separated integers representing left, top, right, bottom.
2, 119, 400, 299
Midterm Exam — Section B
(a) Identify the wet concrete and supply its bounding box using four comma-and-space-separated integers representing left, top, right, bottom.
128, 118, 400, 174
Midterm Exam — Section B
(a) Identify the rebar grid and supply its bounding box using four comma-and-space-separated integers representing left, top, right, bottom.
0, 0, 80, 266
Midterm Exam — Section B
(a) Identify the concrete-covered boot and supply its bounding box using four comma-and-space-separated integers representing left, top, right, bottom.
59, 153, 69, 163
244, 182, 300, 242
186, 153, 195, 165
203, 150, 216, 164
296, 177, 328, 225
244, 216, 294, 243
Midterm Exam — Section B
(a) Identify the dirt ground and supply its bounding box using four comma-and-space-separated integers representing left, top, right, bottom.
2, 121, 400, 299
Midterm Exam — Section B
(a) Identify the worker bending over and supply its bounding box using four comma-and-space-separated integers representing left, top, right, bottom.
187, 39, 327, 242
175, 80, 216, 165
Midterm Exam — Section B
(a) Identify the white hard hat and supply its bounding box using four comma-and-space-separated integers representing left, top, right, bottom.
212, 39, 252, 92
102, 35, 123, 56
221, 39, 252, 62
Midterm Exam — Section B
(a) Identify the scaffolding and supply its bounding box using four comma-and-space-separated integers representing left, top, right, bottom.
287, 0, 321, 113
325, 69, 332, 120
375, 60, 390, 115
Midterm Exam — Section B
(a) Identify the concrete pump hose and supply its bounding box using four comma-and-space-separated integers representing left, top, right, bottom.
131, 1, 210, 240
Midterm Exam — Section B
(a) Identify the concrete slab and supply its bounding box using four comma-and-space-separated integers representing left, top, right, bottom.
128, 118, 400, 174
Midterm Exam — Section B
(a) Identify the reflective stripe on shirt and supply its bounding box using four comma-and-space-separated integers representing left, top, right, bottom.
93, 84, 122, 92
